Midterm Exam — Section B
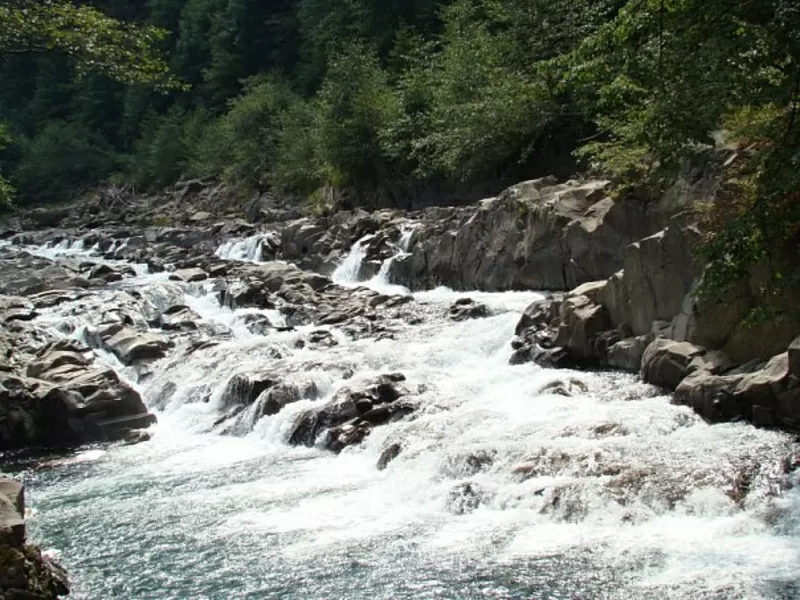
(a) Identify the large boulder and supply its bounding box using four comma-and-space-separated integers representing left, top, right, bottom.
0, 340, 156, 449
674, 350, 800, 428
169, 267, 208, 283
448, 298, 490, 322
0, 477, 70, 599
606, 335, 653, 372
511, 292, 612, 368
85, 323, 172, 365
288, 374, 414, 453
640, 338, 706, 389
391, 179, 657, 291
600, 220, 703, 336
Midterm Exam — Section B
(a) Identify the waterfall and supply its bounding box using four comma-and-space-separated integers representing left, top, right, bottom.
331, 235, 372, 284
398, 225, 415, 252
215, 234, 267, 262
366, 225, 415, 295
35, 237, 86, 260
12, 236, 800, 600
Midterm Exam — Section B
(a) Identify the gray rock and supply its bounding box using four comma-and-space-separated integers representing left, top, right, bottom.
641, 338, 706, 389
733, 353, 789, 409
392, 179, 656, 291
0, 478, 25, 546
553, 295, 611, 362
169, 268, 208, 283
158, 305, 201, 332
788, 337, 800, 378
606, 335, 654, 372
601, 221, 702, 337
377, 443, 403, 470
448, 298, 490, 322
288, 375, 414, 452
87, 323, 172, 365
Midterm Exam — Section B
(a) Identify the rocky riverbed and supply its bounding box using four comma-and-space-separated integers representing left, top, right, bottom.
2, 173, 800, 598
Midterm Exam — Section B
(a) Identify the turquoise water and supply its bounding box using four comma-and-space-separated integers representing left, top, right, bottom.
10, 241, 800, 599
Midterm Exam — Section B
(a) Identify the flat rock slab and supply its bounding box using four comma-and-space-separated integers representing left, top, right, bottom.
169, 268, 208, 283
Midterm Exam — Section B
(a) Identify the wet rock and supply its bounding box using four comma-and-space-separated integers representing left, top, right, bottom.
448, 298, 490, 322
169, 267, 208, 283
86, 323, 172, 365
1, 344, 156, 449
674, 370, 747, 423
0, 477, 70, 599
294, 329, 338, 349
158, 305, 201, 332
0, 250, 81, 296
228, 281, 275, 309
86, 263, 130, 283
606, 335, 653, 372
446, 482, 486, 515
219, 371, 279, 410
377, 443, 403, 470
288, 375, 415, 452
255, 380, 319, 418
734, 353, 790, 411
553, 294, 611, 362
512, 294, 610, 368
238, 313, 275, 336
640, 338, 706, 389
26, 289, 86, 309
439, 450, 495, 478
0, 479, 25, 546
539, 378, 589, 397
0, 296, 37, 324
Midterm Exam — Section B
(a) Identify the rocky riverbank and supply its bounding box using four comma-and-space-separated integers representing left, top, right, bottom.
3, 168, 800, 598
0, 477, 68, 599
6, 162, 799, 435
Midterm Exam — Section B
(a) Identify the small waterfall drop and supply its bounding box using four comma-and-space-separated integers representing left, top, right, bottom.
367, 225, 415, 295
215, 234, 267, 262
331, 235, 372, 284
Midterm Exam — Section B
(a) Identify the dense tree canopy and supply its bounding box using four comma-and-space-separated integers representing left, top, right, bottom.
1, 0, 798, 308
0, 0, 177, 206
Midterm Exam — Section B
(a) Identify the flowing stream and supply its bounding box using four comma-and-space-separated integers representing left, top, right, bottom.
8, 238, 800, 599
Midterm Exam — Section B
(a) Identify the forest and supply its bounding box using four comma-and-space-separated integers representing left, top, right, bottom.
0, 0, 799, 298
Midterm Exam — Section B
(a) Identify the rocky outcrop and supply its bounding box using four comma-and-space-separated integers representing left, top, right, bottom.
219, 261, 416, 339
83, 323, 172, 365
389, 178, 658, 291
289, 374, 415, 453
0, 337, 156, 450
448, 298, 490, 322
511, 209, 800, 431
0, 477, 70, 599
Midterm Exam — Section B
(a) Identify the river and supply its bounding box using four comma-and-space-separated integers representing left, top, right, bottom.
8, 237, 800, 599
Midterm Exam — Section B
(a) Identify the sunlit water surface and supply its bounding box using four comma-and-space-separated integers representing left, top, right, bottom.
8, 238, 800, 600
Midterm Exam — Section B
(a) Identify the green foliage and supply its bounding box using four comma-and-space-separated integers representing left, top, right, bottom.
129, 107, 195, 189
411, 1, 556, 180
272, 98, 324, 194
217, 76, 300, 189
14, 121, 117, 205
0, 0, 180, 89
0, 124, 13, 209
315, 44, 399, 185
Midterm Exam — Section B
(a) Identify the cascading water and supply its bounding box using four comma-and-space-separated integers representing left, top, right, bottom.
331, 235, 372, 285
8, 238, 800, 600
332, 230, 415, 296
215, 234, 274, 262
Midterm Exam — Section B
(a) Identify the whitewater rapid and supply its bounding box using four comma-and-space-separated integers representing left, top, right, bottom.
10, 237, 800, 599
